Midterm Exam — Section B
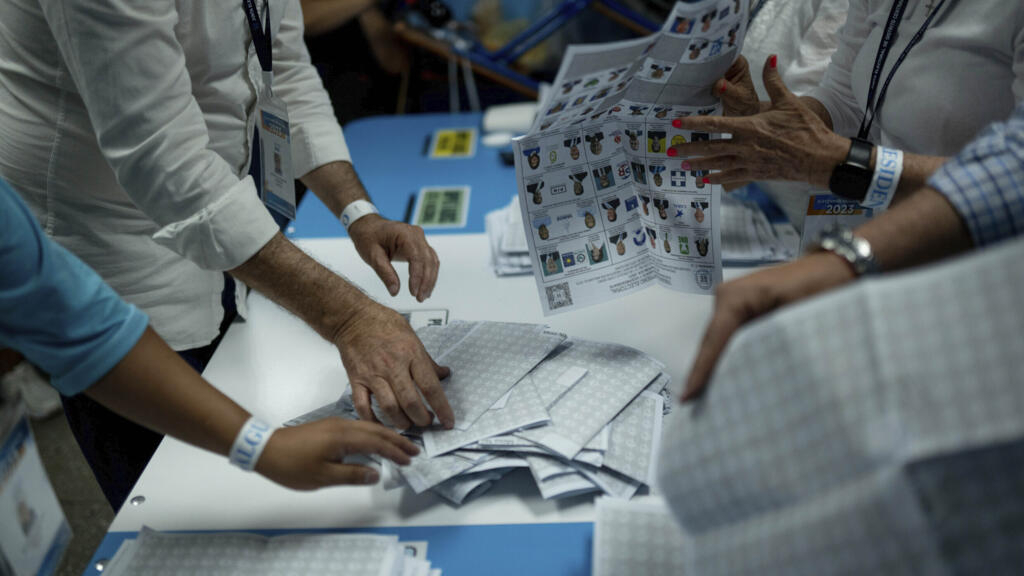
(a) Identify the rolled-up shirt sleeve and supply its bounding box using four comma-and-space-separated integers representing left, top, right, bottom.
806, 0, 871, 138
272, 0, 351, 178
0, 180, 148, 396
927, 101, 1024, 247
38, 0, 279, 271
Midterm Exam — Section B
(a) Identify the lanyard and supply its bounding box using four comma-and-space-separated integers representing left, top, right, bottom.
242, 0, 272, 73
857, 0, 948, 140
748, 0, 769, 26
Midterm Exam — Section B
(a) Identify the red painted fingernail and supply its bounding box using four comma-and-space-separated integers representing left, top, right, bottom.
769, 55, 778, 69
672, 118, 683, 129
719, 81, 728, 94
703, 177, 711, 184
667, 148, 678, 157
681, 161, 691, 170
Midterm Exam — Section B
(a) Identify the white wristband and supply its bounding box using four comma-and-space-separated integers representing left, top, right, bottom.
340, 199, 379, 230
229, 417, 275, 471
861, 146, 903, 213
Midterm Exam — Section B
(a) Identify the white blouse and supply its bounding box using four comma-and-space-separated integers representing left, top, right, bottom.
0, 0, 349, 350
808, 0, 1024, 155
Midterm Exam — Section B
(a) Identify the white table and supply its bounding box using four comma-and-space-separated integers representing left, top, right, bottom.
84, 234, 751, 575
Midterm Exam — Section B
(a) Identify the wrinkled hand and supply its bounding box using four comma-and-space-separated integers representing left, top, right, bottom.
348, 214, 440, 302
672, 55, 850, 189
715, 55, 762, 117
256, 418, 420, 490
333, 302, 454, 430
682, 252, 856, 401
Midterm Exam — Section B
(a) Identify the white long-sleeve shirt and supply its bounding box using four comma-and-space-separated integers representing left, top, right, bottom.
0, 0, 350, 350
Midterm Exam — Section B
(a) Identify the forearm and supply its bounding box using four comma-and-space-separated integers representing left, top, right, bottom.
229, 232, 370, 343
856, 186, 973, 271
85, 328, 249, 457
301, 161, 372, 218
300, 0, 375, 36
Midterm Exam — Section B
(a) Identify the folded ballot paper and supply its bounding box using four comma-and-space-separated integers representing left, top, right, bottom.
513, 0, 756, 315
286, 321, 671, 505
485, 196, 533, 276
100, 528, 441, 576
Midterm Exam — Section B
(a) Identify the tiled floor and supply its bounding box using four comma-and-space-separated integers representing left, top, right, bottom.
31, 412, 113, 576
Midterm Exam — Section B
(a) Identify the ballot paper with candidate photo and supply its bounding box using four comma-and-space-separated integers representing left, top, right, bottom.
514, 0, 747, 315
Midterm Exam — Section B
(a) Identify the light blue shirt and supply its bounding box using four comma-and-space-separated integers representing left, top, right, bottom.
929, 101, 1024, 247
0, 179, 148, 396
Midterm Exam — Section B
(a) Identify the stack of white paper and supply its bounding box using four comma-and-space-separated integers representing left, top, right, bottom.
720, 195, 798, 265
485, 196, 533, 276
102, 528, 442, 576
287, 321, 672, 505
592, 496, 687, 576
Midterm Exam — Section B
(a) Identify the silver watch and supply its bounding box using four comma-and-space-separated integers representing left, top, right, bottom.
806, 226, 879, 276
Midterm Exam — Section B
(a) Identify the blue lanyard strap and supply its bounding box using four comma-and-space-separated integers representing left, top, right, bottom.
857, 0, 949, 140
242, 0, 272, 73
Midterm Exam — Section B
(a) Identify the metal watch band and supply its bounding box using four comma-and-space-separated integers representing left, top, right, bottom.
806, 226, 880, 276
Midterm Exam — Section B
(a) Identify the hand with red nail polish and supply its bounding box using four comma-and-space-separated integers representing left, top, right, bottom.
710, 55, 761, 118
672, 119, 683, 129
667, 148, 678, 157
662, 54, 850, 190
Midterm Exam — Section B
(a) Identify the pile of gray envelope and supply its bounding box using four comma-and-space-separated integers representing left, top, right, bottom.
288, 321, 670, 505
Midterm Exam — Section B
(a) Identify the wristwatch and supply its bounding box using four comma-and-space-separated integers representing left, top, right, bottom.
807, 226, 879, 276
828, 137, 874, 201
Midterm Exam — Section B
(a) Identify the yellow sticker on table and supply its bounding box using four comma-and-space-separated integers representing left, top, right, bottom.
429, 128, 477, 159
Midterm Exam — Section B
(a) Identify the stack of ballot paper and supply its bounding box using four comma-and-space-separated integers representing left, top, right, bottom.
287, 321, 671, 505
592, 496, 687, 576
484, 196, 533, 276
100, 528, 441, 576
720, 195, 799, 265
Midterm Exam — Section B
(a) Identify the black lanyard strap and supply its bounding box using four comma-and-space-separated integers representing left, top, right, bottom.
242, 0, 272, 73
749, 0, 769, 26
857, 0, 949, 140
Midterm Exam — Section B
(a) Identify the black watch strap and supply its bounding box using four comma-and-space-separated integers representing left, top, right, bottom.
845, 138, 873, 170
828, 137, 874, 201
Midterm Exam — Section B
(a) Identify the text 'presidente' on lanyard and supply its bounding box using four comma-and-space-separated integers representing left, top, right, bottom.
243, 0, 272, 73
858, 0, 949, 140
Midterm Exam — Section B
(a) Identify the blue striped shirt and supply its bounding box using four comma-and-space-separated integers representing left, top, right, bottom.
928, 101, 1024, 247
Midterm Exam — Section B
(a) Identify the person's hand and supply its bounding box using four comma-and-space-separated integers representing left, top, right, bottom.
713, 55, 762, 117
256, 418, 420, 490
348, 214, 440, 302
332, 301, 454, 430
672, 55, 850, 189
682, 252, 857, 401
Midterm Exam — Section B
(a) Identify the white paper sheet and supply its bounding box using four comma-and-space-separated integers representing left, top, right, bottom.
604, 391, 664, 484
593, 496, 687, 576
437, 322, 565, 430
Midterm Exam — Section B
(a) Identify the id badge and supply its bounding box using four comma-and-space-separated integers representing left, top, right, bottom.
256, 91, 296, 220
799, 194, 873, 252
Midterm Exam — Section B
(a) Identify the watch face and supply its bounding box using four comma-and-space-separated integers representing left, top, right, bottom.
829, 164, 872, 201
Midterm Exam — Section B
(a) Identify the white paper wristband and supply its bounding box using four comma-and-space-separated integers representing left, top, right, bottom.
861, 147, 903, 213
229, 416, 275, 471
340, 199, 379, 230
